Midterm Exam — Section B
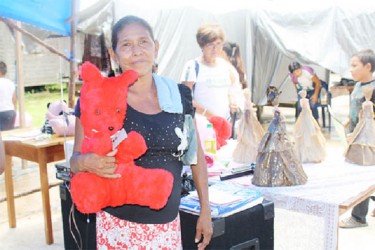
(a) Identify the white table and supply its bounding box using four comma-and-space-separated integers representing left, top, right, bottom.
229, 149, 375, 250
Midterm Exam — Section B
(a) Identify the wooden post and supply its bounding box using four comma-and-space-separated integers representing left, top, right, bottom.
15, 21, 25, 128
68, 0, 77, 108
14, 21, 28, 168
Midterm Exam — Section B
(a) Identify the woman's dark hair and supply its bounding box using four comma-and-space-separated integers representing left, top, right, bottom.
223, 42, 235, 59
111, 15, 155, 51
223, 42, 247, 89
288, 61, 301, 74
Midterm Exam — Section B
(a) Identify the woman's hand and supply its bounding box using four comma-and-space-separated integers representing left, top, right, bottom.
230, 103, 239, 114
192, 123, 213, 249
346, 132, 353, 143
342, 118, 350, 128
195, 208, 213, 250
311, 94, 318, 104
228, 85, 241, 114
74, 149, 120, 179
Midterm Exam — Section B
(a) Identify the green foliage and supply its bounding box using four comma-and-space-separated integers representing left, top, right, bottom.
24, 91, 71, 128
45, 83, 68, 92
25, 86, 46, 93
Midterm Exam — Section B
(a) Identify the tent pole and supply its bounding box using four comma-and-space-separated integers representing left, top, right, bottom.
15, 21, 25, 128
68, 0, 77, 108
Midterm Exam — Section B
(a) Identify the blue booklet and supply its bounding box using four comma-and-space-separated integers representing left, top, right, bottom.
180, 182, 263, 218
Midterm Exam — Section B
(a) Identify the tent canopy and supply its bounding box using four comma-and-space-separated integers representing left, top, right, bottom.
0, 0, 79, 122
87, 0, 373, 104
0, 0, 72, 36
2, 0, 375, 105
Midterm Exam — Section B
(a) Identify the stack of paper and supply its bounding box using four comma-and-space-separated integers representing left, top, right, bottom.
2, 129, 44, 141
180, 182, 263, 218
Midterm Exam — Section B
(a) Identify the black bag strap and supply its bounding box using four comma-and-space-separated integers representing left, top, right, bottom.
194, 60, 199, 77
192, 60, 199, 97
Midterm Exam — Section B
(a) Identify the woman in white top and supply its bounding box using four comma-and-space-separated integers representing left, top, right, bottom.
180, 24, 240, 120
0, 61, 16, 131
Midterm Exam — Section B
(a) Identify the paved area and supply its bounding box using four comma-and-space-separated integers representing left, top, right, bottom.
0, 95, 374, 249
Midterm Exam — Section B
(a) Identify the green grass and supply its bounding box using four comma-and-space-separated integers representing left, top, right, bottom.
23, 91, 72, 128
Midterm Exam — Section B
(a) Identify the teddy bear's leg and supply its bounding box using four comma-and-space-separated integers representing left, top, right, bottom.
70, 172, 112, 214
110, 163, 174, 210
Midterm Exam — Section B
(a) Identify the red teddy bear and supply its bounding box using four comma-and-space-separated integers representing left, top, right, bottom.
70, 62, 174, 214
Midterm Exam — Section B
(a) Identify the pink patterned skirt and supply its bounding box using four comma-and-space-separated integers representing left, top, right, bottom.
96, 210, 182, 249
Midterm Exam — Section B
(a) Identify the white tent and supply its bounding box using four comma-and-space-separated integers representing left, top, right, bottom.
80, 0, 375, 104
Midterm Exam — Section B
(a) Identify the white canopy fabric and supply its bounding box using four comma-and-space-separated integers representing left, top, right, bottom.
79, 0, 375, 104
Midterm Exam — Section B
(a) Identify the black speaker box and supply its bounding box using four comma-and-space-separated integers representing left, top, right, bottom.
180, 200, 274, 250
60, 183, 96, 250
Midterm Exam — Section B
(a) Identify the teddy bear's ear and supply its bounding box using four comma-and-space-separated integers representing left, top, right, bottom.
119, 69, 138, 87
81, 62, 103, 83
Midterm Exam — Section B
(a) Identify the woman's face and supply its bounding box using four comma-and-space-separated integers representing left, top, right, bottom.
112, 23, 158, 77
202, 38, 223, 63
292, 68, 302, 78
350, 56, 369, 82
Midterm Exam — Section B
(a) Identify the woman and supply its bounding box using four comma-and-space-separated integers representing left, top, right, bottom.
288, 61, 322, 120
70, 15, 212, 249
180, 24, 239, 119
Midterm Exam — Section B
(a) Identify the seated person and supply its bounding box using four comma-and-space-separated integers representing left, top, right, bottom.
288, 61, 322, 120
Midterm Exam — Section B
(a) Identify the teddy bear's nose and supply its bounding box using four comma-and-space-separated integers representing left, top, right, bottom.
108, 127, 114, 131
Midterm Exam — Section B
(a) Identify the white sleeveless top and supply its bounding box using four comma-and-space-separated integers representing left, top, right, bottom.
0, 77, 15, 111
297, 69, 314, 90
180, 57, 232, 119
